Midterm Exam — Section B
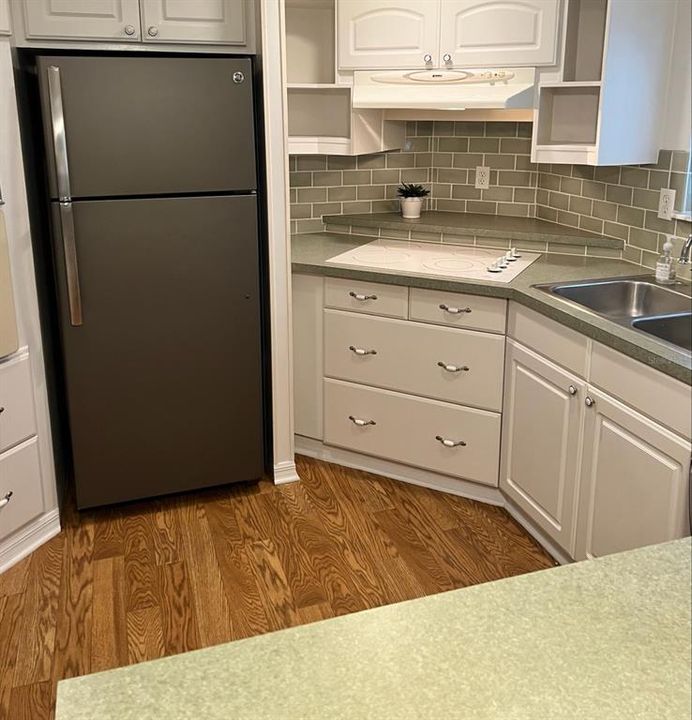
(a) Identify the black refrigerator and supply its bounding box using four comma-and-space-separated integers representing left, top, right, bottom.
36, 56, 265, 509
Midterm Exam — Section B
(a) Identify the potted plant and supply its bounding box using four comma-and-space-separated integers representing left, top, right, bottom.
397, 183, 430, 219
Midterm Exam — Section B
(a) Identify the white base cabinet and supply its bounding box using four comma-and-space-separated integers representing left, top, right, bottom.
576, 388, 691, 560
500, 340, 584, 555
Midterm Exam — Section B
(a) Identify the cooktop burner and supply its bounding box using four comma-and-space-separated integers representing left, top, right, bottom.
326, 239, 540, 283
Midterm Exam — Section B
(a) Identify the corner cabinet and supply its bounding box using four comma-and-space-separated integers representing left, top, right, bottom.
337, 0, 560, 69
16, 0, 253, 47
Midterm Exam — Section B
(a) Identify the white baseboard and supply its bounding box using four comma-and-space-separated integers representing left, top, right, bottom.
0, 508, 61, 574
273, 460, 301, 485
295, 436, 504, 506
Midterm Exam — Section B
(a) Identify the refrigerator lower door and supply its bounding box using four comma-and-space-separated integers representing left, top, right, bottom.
52, 195, 264, 508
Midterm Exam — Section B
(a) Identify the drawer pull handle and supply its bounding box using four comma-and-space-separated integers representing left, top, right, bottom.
349, 415, 376, 427
437, 361, 469, 373
0, 406, 4, 414
349, 291, 378, 301
349, 345, 377, 356
435, 435, 466, 448
439, 304, 471, 314
0, 491, 13, 509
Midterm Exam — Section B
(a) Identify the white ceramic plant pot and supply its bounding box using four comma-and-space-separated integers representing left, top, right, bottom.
400, 197, 423, 219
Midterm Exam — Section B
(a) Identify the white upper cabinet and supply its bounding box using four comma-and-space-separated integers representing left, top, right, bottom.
0, 0, 11, 35
140, 0, 247, 45
337, 0, 440, 69
575, 388, 691, 561
22, 0, 142, 41
337, 0, 559, 69
439, 0, 559, 67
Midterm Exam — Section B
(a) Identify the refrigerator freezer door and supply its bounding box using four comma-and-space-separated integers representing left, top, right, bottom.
51, 195, 264, 508
38, 56, 257, 198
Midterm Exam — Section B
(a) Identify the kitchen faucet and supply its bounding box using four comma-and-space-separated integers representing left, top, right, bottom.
679, 234, 692, 264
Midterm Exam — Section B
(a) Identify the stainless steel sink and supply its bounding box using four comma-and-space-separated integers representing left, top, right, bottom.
632, 313, 692, 352
534, 275, 692, 354
548, 279, 691, 318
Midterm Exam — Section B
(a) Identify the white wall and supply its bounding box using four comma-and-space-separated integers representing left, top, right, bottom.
662, 0, 691, 151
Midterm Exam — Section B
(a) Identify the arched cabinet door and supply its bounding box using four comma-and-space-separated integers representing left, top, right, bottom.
337, 0, 441, 69
439, 0, 560, 67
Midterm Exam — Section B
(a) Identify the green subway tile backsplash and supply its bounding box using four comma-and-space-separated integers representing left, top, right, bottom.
289, 121, 690, 270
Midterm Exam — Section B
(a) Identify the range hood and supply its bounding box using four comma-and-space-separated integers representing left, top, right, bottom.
352, 68, 536, 112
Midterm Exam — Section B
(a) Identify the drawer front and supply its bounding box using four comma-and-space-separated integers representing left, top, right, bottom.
590, 343, 692, 440
324, 277, 408, 318
507, 303, 588, 377
324, 310, 505, 411
0, 352, 37, 454
324, 379, 501, 486
409, 288, 507, 333
0, 438, 44, 539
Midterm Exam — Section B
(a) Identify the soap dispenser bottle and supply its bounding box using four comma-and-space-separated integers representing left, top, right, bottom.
655, 237, 676, 285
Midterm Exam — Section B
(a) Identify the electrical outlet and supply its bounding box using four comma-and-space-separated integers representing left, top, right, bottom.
658, 188, 676, 220
475, 166, 490, 190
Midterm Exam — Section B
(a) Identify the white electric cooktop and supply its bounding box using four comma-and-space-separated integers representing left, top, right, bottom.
326, 239, 539, 283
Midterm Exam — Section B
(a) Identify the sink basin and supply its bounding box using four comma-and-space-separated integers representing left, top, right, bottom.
632, 313, 692, 352
549, 279, 691, 318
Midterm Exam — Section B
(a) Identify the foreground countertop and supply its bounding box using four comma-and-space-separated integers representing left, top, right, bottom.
292, 231, 692, 384
56, 539, 691, 719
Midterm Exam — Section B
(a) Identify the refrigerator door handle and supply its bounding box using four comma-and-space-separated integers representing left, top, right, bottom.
46, 65, 72, 202
47, 65, 83, 326
58, 201, 83, 326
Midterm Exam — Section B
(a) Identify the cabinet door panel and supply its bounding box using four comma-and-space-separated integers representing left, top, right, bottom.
23, 0, 141, 41
439, 0, 559, 67
338, 0, 440, 69
576, 388, 691, 560
0, 0, 10, 35
140, 0, 247, 44
500, 340, 583, 555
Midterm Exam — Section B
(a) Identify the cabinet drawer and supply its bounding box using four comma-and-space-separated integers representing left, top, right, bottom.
508, 303, 588, 377
590, 343, 692, 440
324, 379, 501, 486
0, 438, 44, 539
324, 277, 408, 318
0, 352, 37, 454
409, 288, 506, 333
324, 310, 505, 411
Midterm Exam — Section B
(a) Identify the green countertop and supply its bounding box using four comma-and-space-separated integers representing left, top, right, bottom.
292, 231, 692, 384
56, 539, 692, 719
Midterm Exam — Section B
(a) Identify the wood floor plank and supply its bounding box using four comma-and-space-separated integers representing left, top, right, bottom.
8, 681, 51, 720
0, 455, 556, 720
12, 534, 64, 686
91, 557, 127, 673
126, 606, 165, 665
0, 553, 31, 598
175, 498, 236, 646
156, 561, 200, 656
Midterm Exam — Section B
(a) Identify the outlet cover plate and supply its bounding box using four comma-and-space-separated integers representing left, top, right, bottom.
658, 188, 676, 220
475, 166, 490, 190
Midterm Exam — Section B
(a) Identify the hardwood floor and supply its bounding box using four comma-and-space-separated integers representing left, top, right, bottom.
0, 455, 555, 719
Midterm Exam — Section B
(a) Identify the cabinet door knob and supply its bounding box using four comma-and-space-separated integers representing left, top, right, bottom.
585, 396, 595, 407
147, 26, 159, 37
124, 24, 136, 36
349, 415, 376, 427
568, 385, 577, 396
442, 53, 452, 63
439, 303, 471, 314
349, 345, 377, 356
424, 54, 433, 63
435, 435, 466, 448
437, 361, 469, 373
349, 291, 377, 301
0, 491, 13, 509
